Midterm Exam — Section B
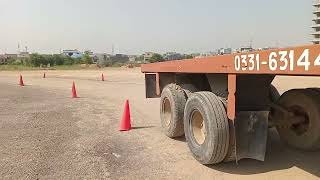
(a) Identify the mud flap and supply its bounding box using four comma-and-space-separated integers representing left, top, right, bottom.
235, 111, 268, 162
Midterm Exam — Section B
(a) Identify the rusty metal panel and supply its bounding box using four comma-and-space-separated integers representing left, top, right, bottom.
227, 74, 236, 120
155, 73, 160, 96
141, 44, 320, 76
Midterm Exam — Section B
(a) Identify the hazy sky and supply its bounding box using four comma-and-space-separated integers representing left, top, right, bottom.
0, 0, 312, 54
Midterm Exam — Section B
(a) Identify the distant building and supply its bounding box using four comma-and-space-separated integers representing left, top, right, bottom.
0, 55, 7, 64
62, 49, 83, 58
0, 53, 20, 64
239, 46, 254, 53
257, 47, 276, 51
312, 0, 320, 44
217, 48, 232, 55
143, 52, 155, 62
128, 55, 137, 62
163, 52, 183, 61
96, 53, 112, 65
195, 52, 217, 58
91, 56, 98, 64
111, 54, 129, 63
84, 50, 97, 63
18, 51, 30, 59
4, 53, 18, 59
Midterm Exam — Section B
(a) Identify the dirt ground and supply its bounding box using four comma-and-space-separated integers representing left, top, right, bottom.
0, 68, 320, 180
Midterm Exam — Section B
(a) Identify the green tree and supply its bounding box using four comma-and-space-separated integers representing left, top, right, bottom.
29, 53, 47, 67
82, 53, 93, 64
74, 57, 82, 64
80, 51, 93, 64
7, 57, 18, 65
149, 53, 164, 63
135, 55, 144, 62
184, 54, 193, 59
52, 54, 65, 65
46, 55, 54, 66
63, 56, 75, 65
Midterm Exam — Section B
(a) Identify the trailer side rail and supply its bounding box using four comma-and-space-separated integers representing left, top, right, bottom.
141, 44, 320, 76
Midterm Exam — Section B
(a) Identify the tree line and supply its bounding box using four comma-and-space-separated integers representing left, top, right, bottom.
3, 52, 194, 67
7, 53, 93, 67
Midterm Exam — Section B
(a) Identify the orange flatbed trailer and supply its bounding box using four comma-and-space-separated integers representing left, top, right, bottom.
142, 44, 320, 75
141, 44, 320, 165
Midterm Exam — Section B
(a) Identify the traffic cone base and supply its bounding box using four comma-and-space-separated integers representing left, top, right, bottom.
119, 100, 131, 131
19, 75, 25, 86
72, 82, 78, 98
101, 73, 105, 81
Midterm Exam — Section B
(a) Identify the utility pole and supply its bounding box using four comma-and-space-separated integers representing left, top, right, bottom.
249, 38, 253, 49
17, 43, 20, 54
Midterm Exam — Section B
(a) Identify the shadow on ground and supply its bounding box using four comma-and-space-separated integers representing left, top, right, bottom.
173, 136, 186, 142
209, 128, 320, 177
131, 126, 155, 130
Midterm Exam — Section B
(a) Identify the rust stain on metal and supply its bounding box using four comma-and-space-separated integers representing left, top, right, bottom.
227, 74, 236, 120
156, 73, 160, 96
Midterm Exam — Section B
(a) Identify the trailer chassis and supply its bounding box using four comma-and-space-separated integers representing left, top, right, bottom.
141, 44, 320, 164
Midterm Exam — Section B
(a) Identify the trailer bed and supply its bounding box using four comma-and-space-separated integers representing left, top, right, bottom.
142, 44, 320, 76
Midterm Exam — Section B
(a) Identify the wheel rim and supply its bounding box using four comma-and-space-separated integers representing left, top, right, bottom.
162, 98, 172, 127
191, 110, 206, 145
288, 105, 310, 136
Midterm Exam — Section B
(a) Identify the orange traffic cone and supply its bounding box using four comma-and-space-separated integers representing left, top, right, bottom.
19, 75, 25, 86
119, 100, 131, 131
43, 72, 46, 78
101, 73, 105, 81
71, 81, 78, 98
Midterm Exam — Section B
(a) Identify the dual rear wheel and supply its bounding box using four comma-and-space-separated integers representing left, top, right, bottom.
160, 84, 320, 165
160, 84, 232, 164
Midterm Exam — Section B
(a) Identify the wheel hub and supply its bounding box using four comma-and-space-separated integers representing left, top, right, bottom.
288, 105, 310, 136
163, 98, 172, 127
191, 110, 206, 145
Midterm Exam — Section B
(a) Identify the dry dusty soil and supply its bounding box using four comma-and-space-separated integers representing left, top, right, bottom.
0, 68, 320, 180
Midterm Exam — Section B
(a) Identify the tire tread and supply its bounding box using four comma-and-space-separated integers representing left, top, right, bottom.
186, 91, 229, 164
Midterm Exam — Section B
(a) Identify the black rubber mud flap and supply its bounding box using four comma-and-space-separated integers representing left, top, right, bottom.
235, 111, 268, 162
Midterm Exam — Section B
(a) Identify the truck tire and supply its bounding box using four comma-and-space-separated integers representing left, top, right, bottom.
276, 89, 320, 150
223, 119, 236, 162
269, 85, 281, 127
184, 91, 229, 164
269, 84, 280, 102
160, 84, 186, 138
181, 84, 198, 98
308, 88, 320, 96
